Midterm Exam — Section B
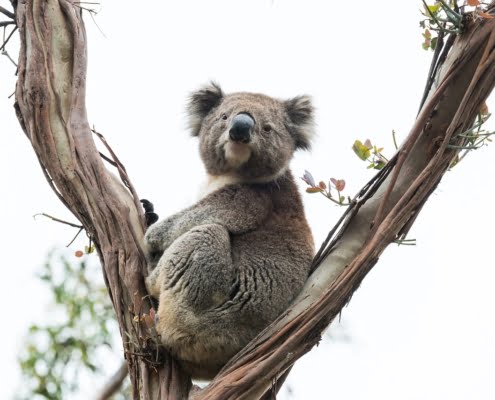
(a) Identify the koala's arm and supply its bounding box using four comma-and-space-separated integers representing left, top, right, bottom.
144, 185, 272, 267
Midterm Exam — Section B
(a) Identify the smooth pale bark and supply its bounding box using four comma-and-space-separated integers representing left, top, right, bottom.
11, 1, 495, 399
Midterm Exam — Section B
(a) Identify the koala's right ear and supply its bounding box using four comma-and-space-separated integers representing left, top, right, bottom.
284, 95, 315, 150
187, 82, 224, 136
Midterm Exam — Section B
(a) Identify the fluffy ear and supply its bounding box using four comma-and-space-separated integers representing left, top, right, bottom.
284, 95, 315, 150
187, 82, 224, 136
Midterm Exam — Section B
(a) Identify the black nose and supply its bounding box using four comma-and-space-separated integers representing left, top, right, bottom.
229, 113, 254, 143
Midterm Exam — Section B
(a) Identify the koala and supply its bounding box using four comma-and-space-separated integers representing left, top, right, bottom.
144, 83, 315, 380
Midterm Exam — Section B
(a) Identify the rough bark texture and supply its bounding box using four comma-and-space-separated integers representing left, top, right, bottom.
197, 10, 495, 399
13, 1, 190, 399
11, 0, 495, 399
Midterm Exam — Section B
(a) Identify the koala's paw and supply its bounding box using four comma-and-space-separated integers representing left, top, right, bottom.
145, 272, 161, 299
141, 199, 159, 227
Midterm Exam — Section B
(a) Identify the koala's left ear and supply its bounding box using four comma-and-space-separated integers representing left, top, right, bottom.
284, 95, 315, 150
187, 82, 224, 136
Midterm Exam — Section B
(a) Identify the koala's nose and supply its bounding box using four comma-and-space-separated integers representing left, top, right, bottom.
229, 113, 254, 143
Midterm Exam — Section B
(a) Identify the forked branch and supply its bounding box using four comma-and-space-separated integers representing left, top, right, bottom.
10, 0, 495, 399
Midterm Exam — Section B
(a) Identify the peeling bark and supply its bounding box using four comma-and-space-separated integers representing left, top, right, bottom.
197, 9, 495, 400
11, 1, 495, 399
13, 1, 190, 399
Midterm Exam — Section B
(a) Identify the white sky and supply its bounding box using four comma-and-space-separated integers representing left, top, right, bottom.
1, 1, 495, 399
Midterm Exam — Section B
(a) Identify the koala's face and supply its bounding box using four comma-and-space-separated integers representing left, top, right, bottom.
187, 83, 314, 182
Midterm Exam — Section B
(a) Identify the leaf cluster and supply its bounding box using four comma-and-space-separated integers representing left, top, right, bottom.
17, 252, 121, 400
352, 138, 389, 170
420, 1, 493, 51
301, 170, 350, 205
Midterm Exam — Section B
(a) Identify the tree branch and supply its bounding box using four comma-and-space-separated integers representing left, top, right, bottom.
96, 362, 129, 400
0, 25, 18, 51
0, 5, 15, 19
197, 7, 495, 399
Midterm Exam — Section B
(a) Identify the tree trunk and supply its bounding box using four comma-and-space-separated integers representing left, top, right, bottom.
11, 1, 495, 399
13, 1, 190, 398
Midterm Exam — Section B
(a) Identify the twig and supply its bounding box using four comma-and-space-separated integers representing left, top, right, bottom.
91, 127, 145, 228
72, 4, 97, 14
98, 151, 118, 167
1, 25, 18, 51
2, 49, 17, 66
95, 362, 128, 400
91, 129, 128, 180
88, 8, 106, 38
438, 0, 463, 25
0, 6, 14, 19
66, 227, 84, 247
32, 213, 85, 247
429, 27, 461, 34
418, 29, 445, 114
0, 21, 15, 27
33, 213, 83, 228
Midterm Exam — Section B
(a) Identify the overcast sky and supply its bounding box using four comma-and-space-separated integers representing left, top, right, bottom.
1, 1, 495, 399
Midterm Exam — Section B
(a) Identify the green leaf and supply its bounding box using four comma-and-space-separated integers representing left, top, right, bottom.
428, 3, 441, 14
352, 140, 371, 161
18, 252, 120, 400
306, 187, 322, 193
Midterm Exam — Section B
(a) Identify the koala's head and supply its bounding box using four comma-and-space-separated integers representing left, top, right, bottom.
187, 82, 315, 182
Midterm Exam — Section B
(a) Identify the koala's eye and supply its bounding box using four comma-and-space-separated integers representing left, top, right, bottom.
263, 124, 272, 133
221, 114, 228, 121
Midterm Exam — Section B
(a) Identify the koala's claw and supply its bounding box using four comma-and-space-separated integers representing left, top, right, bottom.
140, 199, 159, 227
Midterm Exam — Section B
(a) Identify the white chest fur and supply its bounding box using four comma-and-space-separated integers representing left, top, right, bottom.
198, 174, 242, 199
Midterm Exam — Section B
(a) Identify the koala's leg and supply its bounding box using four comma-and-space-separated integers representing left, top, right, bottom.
145, 224, 238, 376
145, 223, 235, 310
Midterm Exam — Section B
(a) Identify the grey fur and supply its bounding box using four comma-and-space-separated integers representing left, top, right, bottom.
145, 83, 315, 379
187, 82, 224, 137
